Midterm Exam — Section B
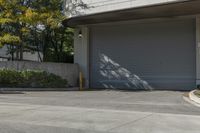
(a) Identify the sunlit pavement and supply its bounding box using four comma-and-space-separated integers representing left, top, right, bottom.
0, 90, 200, 133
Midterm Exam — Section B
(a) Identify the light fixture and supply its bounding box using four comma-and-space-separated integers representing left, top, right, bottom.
78, 30, 82, 38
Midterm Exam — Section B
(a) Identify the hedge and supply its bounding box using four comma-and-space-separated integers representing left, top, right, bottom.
0, 69, 68, 88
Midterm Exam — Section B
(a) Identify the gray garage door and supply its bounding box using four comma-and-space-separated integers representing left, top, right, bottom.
90, 19, 196, 90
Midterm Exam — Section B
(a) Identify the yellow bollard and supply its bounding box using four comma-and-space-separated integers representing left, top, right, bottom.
79, 72, 84, 91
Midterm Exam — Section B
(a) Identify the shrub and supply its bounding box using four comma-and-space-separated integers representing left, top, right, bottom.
0, 69, 68, 88
197, 85, 200, 89
194, 90, 200, 98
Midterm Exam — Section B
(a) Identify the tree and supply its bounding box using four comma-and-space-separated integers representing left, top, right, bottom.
43, 26, 74, 62
0, 0, 21, 48
0, 0, 86, 62
0, 0, 39, 60
0, 0, 65, 61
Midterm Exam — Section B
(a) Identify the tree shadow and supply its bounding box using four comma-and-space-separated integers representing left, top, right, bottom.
63, 0, 89, 17
96, 54, 154, 90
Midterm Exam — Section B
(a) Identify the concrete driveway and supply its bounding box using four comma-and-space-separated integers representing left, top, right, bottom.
0, 90, 200, 133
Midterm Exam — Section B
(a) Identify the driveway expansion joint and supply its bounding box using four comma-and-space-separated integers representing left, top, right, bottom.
107, 113, 154, 131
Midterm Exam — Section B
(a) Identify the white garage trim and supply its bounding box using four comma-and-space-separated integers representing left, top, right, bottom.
74, 27, 90, 88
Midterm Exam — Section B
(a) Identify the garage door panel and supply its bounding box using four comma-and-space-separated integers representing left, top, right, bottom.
90, 19, 196, 90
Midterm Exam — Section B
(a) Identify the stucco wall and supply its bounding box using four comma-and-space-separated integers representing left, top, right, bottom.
64, 0, 183, 17
74, 27, 89, 88
0, 61, 79, 87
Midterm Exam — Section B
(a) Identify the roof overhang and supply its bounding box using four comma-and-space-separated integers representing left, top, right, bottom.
63, 0, 200, 27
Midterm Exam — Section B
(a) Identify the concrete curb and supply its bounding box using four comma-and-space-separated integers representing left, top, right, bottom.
183, 96, 200, 107
0, 87, 79, 91
189, 90, 200, 105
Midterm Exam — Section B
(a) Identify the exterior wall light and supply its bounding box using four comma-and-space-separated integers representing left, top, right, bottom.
78, 30, 83, 38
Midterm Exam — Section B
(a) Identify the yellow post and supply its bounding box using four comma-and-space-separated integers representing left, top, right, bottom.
79, 72, 83, 91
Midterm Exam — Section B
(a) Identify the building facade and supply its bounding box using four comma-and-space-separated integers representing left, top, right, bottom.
64, 0, 200, 90
0, 45, 42, 62
64, 0, 183, 17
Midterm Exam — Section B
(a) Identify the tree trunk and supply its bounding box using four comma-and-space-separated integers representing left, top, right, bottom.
19, 44, 23, 60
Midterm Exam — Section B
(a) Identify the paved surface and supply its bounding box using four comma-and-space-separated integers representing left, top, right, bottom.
0, 90, 200, 133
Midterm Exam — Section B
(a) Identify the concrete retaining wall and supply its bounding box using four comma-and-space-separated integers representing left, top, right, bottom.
0, 61, 79, 87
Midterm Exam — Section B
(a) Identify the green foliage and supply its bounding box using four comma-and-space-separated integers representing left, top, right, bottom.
0, 34, 20, 47
44, 27, 74, 63
0, 69, 68, 88
197, 85, 200, 89
0, 0, 74, 62
194, 90, 200, 98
